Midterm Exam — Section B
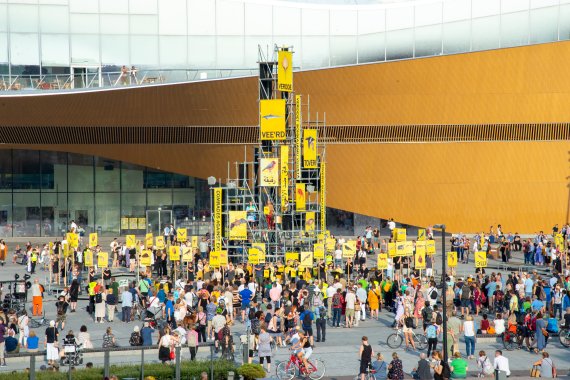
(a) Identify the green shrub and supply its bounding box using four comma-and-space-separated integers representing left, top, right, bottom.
237, 363, 266, 380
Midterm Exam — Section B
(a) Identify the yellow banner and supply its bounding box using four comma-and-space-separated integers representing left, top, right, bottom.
277, 50, 293, 92
126, 235, 136, 248
156, 236, 165, 249
209, 251, 220, 267
182, 247, 192, 262
426, 240, 436, 255
285, 252, 299, 264
219, 250, 228, 266
295, 183, 306, 211
252, 243, 266, 264
129, 218, 138, 230
140, 250, 152, 267
121, 217, 129, 230
177, 228, 187, 242
475, 251, 487, 268
260, 99, 286, 140
145, 233, 153, 248
447, 251, 458, 268
377, 253, 388, 269
305, 211, 315, 232
97, 251, 108, 268
213, 188, 222, 252
418, 229, 426, 241
63, 243, 70, 257
326, 237, 336, 252
138, 217, 146, 230
415, 248, 426, 269
229, 211, 248, 240
555, 234, 564, 250
260, 158, 279, 187
300, 251, 313, 269
248, 248, 259, 264
314, 243, 325, 260
169, 246, 180, 261
84, 250, 93, 267
191, 236, 199, 250
404, 241, 413, 256
343, 240, 356, 258
280, 145, 289, 211
320, 161, 326, 230
395, 228, 407, 242
295, 95, 301, 179
388, 242, 396, 257
395, 242, 405, 257
67, 233, 79, 248
303, 129, 317, 168
89, 233, 97, 248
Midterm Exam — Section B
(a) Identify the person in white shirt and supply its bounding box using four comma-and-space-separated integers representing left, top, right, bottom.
70, 220, 77, 233
334, 247, 343, 267
326, 283, 337, 318
493, 350, 510, 377
493, 314, 505, 335
345, 288, 357, 328
387, 219, 396, 234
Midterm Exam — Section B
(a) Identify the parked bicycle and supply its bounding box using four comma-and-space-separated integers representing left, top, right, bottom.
558, 328, 570, 348
353, 361, 376, 380
29, 312, 49, 328
386, 327, 427, 350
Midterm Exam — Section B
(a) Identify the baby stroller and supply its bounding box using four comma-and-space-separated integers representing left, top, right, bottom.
61, 337, 83, 366
144, 305, 164, 329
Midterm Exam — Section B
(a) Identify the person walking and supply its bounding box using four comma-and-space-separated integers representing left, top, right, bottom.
535, 312, 548, 353
315, 304, 327, 343
358, 336, 374, 380
425, 320, 439, 357
345, 288, 356, 328
257, 325, 273, 373
331, 288, 344, 328
463, 315, 476, 359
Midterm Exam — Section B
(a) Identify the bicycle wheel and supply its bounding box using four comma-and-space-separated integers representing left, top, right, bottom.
559, 330, 570, 348
502, 332, 516, 351
270, 340, 277, 355
276, 361, 295, 380
386, 333, 403, 349
414, 334, 427, 350
308, 359, 326, 380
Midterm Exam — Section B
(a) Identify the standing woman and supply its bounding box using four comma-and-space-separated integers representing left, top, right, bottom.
52, 255, 60, 284
414, 291, 425, 328
69, 279, 79, 313
535, 312, 548, 353
393, 290, 405, 328
368, 284, 380, 320
45, 320, 59, 367
463, 315, 476, 359
358, 336, 374, 380
94, 284, 106, 323
158, 326, 173, 364
196, 306, 207, 343
403, 311, 417, 351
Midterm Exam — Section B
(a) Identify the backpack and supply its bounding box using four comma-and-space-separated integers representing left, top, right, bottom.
404, 316, 414, 328
217, 329, 224, 341
482, 357, 494, 375
479, 291, 487, 304
129, 332, 142, 346
422, 306, 433, 323
303, 312, 312, 326
429, 289, 438, 300
332, 293, 341, 307
435, 312, 443, 326
95, 293, 102, 303
426, 324, 437, 339
318, 306, 327, 318
461, 285, 471, 300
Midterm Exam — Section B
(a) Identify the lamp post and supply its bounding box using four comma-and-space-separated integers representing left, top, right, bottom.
433, 224, 447, 362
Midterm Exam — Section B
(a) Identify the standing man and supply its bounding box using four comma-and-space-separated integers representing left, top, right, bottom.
105, 288, 118, 322
163, 224, 171, 245
54, 296, 69, 331
315, 304, 327, 343
122, 286, 133, 322
31, 279, 43, 316
345, 287, 356, 328
356, 282, 367, 322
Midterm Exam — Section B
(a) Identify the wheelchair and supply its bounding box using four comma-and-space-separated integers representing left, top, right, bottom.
60, 338, 83, 366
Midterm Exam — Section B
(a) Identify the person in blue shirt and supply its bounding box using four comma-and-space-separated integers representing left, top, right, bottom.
371, 353, 388, 380
141, 322, 155, 346
546, 312, 559, 333
531, 296, 545, 313
239, 287, 253, 322
524, 276, 534, 299
157, 286, 167, 304
164, 294, 175, 324
562, 290, 570, 312
5, 331, 19, 353
26, 330, 39, 352
299, 305, 315, 346
485, 281, 497, 301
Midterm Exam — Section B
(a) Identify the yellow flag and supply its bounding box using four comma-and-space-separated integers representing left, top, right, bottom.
295, 183, 306, 211
277, 50, 293, 92
388, 243, 396, 257
418, 229, 426, 241
248, 248, 260, 264
126, 235, 136, 248
84, 250, 93, 267
415, 248, 426, 269
67, 233, 78, 248
260, 99, 286, 140
305, 211, 316, 232
396, 228, 407, 242
303, 129, 318, 168
300, 251, 313, 269
426, 240, 436, 255
447, 251, 458, 268
377, 253, 388, 269
219, 250, 228, 266
192, 236, 199, 250
280, 145, 289, 211
475, 251, 487, 268
259, 158, 279, 187
156, 236, 165, 250
252, 243, 266, 264
140, 250, 152, 266
145, 233, 153, 248
97, 252, 108, 268
89, 233, 98, 248
229, 211, 248, 240
314, 243, 325, 260
177, 228, 187, 242
169, 246, 180, 261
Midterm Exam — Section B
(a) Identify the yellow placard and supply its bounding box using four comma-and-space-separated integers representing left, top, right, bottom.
169, 246, 180, 261
252, 243, 266, 264
377, 253, 388, 269
395, 242, 405, 257
300, 251, 313, 268
305, 211, 316, 232
415, 248, 426, 269
404, 241, 413, 256
84, 250, 93, 267
209, 251, 220, 267
295, 183, 306, 211
290, 268, 297, 278
182, 247, 192, 262
343, 240, 356, 258
191, 236, 199, 250
177, 228, 187, 242
145, 233, 153, 248
248, 248, 259, 264
314, 243, 325, 260
320, 161, 326, 230
126, 235, 136, 248
137, 217, 146, 230
418, 229, 426, 241
89, 233, 97, 248
447, 251, 458, 268
229, 211, 248, 240
277, 50, 293, 92
260, 158, 279, 187
426, 240, 436, 255
475, 251, 487, 268
219, 250, 228, 266
280, 145, 289, 211
67, 233, 79, 248
285, 252, 299, 264
303, 129, 317, 168
213, 188, 222, 251
396, 228, 407, 242
555, 234, 564, 250
97, 251, 108, 268
263, 269, 270, 278
121, 217, 129, 230
140, 250, 152, 267
326, 237, 336, 252
63, 243, 70, 257
295, 95, 302, 179
260, 99, 286, 140
49, 241, 53, 252
129, 218, 138, 230
156, 236, 165, 249
388, 242, 396, 257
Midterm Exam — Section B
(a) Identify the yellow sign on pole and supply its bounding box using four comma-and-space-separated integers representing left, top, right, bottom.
229, 211, 248, 240
295, 95, 302, 179
89, 233, 97, 248
252, 243, 266, 264
156, 236, 165, 250
209, 251, 220, 267
177, 228, 187, 242
418, 229, 426, 241
388, 242, 396, 257
303, 129, 318, 168
140, 250, 152, 267
277, 50, 293, 92
300, 251, 313, 268
285, 252, 299, 264
295, 183, 306, 211
320, 161, 326, 230
97, 251, 108, 268
169, 246, 180, 261
342, 240, 356, 258
447, 251, 458, 268
395, 242, 405, 257
84, 250, 93, 267
67, 233, 79, 248
192, 236, 199, 250
475, 251, 487, 268
426, 240, 436, 255
260, 99, 286, 140
305, 211, 316, 232
213, 188, 222, 252
415, 248, 426, 269
182, 247, 192, 262
395, 228, 407, 242
248, 248, 259, 264
377, 253, 388, 269
326, 237, 336, 252
145, 233, 153, 248
219, 250, 228, 266
126, 235, 136, 248
280, 145, 289, 211
404, 241, 413, 256
259, 158, 279, 187
314, 243, 325, 260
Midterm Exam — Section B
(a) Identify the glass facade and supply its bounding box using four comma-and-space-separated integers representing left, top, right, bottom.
0, 0, 569, 91
0, 149, 210, 238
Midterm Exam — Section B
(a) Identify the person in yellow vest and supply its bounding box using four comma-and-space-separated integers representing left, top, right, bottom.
88, 280, 97, 316
30, 250, 38, 274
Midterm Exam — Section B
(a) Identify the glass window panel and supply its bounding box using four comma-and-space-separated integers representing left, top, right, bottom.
443, 0, 471, 22
39, 0, 69, 5
13, 192, 40, 237
301, 36, 329, 69
173, 189, 194, 223
330, 9, 357, 35
39, 5, 68, 33
415, 2, 442, 27
95, 193, 119, 236
502, 0, 530, 13
121, 192, 145, 218
472, 15, 500, 50
530, 0, 558, 8
530, 6, 558, 43
130, 15, 158, 35
68, 153, 93, 192
330, 36, 356, 66
41, 34, 70, 66
40, 151, 67, 192
0, 193, 12, 238
172, 174, 191, 189
0, 150, 11, 191
217, 36, 245, 68
148, 191, 172, 209
443, 20, 471, 53
68, 192, 94, 231
40, 192, 67, 237
358, 32, 385, 63
71, 34, 99, 64
386, 28, 413, 60
244, 36, 272, 68
501, 11, 529, 47
121, 162, 145, 191
473, 0, 500, 18
94, 157, 119, 192
70, 13, 99, 34
302, 8, 328, 36
245, 3, 272, 36
158, 0, 186, 35
216, 0, 244, 36
69, 0, 98, 13
415, 25, 442, 57
188, 36, 216, 68
273, 35, 301, 64
129, 0, 157, 15
0, 5, 7, 32
9, 4, 38, 33
10, 33, 39, 65
12, 150, 40, 191
560, 4, 570, 41
160, 36, 187, 66
131, 35, 158, 65
187, 0, 215, 35
358, 9, 385, 34
386, 6, 414, 31
0, 33, 7, 63
273, 6, 300, 36
100, 0, 128, 14
101, 35, 129, 65
144, 170, 172, 189
100, 15, 129, 34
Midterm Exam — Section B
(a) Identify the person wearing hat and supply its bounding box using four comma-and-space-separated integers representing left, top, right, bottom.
45, 320, 59, 366
129, 325, 142, 346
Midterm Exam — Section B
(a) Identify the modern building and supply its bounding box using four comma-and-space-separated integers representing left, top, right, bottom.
1, 0, 569, 235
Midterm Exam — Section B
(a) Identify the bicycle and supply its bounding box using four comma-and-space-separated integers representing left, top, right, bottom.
29, 312, 49, 328
558, 328, 570, 348
276, 354, 326, 380
386, 327, 427, 350
353, 362, 376, 380
503, 326, 535, 351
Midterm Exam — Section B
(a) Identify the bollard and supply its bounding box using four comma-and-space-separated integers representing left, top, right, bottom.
175, 346, 181, 380
104, 350, 110, 378
30, 355, 36, 380
228, 371, 234, 380
140, 348, 145, 380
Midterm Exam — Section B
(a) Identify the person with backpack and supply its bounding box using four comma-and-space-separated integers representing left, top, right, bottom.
494, 285, 505, 313
476, 350, 495, 378
129, 325, 143, 346
422, 304, 434, 330
299, 303, 315, 346
425, 320, 439, 357
331, 288, 344, 328
427, 282, 438, 308
54, 296, 69, 330
315, 305, 327, 343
